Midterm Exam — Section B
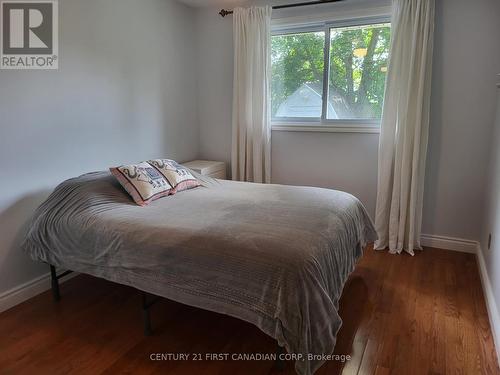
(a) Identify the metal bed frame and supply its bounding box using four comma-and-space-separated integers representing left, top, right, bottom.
49, 264, 285, 370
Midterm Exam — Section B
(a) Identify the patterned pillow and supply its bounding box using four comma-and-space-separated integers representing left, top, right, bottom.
110, 162, 173, 206
148, 159, 201, 193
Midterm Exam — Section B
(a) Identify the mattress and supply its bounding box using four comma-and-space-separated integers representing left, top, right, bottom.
22, 171, 377, 375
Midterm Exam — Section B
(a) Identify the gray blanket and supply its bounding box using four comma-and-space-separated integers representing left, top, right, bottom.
22, 171, 376, 375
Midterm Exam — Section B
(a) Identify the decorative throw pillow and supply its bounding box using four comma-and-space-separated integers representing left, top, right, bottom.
110, 162, 173, 206
148, 159, 201, 193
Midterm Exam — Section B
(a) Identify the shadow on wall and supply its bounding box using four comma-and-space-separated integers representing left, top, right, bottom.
0, 190, 52, 295
422, 0, 444, 235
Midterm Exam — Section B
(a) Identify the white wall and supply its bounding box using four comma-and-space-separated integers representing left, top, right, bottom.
196, 0, 500, 240
481, 87, 500, 343
0, 0, 199, 297
424, 0, 500, 240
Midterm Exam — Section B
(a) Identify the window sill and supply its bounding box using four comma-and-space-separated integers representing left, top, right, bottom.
271, 124, 381, 134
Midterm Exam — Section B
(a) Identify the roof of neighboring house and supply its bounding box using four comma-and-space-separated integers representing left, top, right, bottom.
275, 82, 354, 119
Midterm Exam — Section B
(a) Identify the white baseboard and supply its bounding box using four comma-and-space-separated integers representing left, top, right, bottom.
420, 234, 478, 254
476, 244, 500, 366
0, 270, 77, 314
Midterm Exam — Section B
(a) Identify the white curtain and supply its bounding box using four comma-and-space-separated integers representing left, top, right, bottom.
231, 6, 272, 183
374, 0, 435, 255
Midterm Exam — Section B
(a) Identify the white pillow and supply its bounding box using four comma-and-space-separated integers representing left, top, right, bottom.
110, 162, 173, 206
148, 159, 201, 193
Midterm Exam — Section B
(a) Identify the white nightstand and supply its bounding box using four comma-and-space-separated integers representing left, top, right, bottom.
183, 160, 227, 180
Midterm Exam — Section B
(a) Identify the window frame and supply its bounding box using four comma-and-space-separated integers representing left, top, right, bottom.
271, 15, 391, 133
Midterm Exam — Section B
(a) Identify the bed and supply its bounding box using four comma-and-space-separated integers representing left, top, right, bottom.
22, 171, 376, 375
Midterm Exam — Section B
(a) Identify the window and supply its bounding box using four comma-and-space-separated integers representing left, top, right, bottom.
271, 19, 391, 130
271, 31, 325, 119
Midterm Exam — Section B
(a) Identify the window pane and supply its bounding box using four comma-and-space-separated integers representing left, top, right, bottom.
327, 23, 390, 120
271, 31, 325, 119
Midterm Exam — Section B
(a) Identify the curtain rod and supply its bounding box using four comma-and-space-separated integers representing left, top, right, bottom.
219, 0, 344, 17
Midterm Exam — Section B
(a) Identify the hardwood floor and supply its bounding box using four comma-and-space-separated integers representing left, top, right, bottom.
0, 246, 498, 375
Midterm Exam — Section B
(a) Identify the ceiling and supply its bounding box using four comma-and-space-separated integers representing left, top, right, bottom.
177, 0, 249, 8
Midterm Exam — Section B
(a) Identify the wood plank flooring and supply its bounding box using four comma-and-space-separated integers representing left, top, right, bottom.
0, 246, 498, 374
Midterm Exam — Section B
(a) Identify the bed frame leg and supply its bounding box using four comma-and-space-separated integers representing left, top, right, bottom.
275, 344, 285, 371
50, 265, 61, 302
141, 292, 153, 336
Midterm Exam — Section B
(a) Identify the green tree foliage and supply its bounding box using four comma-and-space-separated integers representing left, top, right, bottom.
271, 32, 325, 115
271, 24, 391, 119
